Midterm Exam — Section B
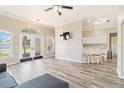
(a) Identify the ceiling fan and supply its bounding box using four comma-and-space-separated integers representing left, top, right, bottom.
44, 5, 73, 16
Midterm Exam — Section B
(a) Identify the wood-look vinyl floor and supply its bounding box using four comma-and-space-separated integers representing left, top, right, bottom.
8, 57, 124, 88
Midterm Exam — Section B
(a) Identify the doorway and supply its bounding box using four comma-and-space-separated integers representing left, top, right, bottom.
19, 32, 43, 62
111, 36, 117, 57
108, 33, 117, 59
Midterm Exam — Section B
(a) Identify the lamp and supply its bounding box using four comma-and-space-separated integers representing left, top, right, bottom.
60, 32, 70, 40
60, 35, 64, 40
66, 34, 70, 40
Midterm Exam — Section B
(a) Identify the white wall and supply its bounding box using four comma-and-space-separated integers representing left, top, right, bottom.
120, 23, 124, 78
0, 15, 54, 64
55, 21, 82, 63
111, 36, 117, 56
117, 17, 124, 79
82, 27, 117, 37
82, 27, 117, 49
117, 9, 124, 79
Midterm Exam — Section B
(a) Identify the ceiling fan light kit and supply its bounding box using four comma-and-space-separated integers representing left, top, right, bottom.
44, 5, 73, 16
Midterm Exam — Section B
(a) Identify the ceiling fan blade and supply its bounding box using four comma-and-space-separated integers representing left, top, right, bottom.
44, 7, 53, 12
61, 6, 73, 9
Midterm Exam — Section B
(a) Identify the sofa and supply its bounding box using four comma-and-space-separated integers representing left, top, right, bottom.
0, 64, 18, 88
0, 64, 69, 88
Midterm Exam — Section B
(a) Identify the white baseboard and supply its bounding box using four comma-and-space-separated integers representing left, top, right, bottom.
116, 68, 124, 79
45, 55, 55, 58
119, 76, 124, 79
43, 55, 55, 58
55, 57, 82, 63
116, 68, 120, 77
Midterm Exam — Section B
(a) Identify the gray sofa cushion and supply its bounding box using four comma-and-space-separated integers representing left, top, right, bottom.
17, 73, 69, 88
0, 72, 10, 79
0, 72, 18, 88
0, 64, 18, 88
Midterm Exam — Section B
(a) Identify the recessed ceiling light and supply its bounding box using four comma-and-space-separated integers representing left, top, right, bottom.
36, 19, 41, 21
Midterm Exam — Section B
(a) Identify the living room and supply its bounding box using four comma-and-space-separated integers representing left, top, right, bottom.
0, 2, 124, 91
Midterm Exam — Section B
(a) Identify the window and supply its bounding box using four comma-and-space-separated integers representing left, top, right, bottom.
0, 31, 12, 57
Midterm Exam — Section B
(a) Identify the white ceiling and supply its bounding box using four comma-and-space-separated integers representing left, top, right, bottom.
0, 5, 118, 28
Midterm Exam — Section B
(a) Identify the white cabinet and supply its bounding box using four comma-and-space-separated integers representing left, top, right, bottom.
83, 35, 107, 44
